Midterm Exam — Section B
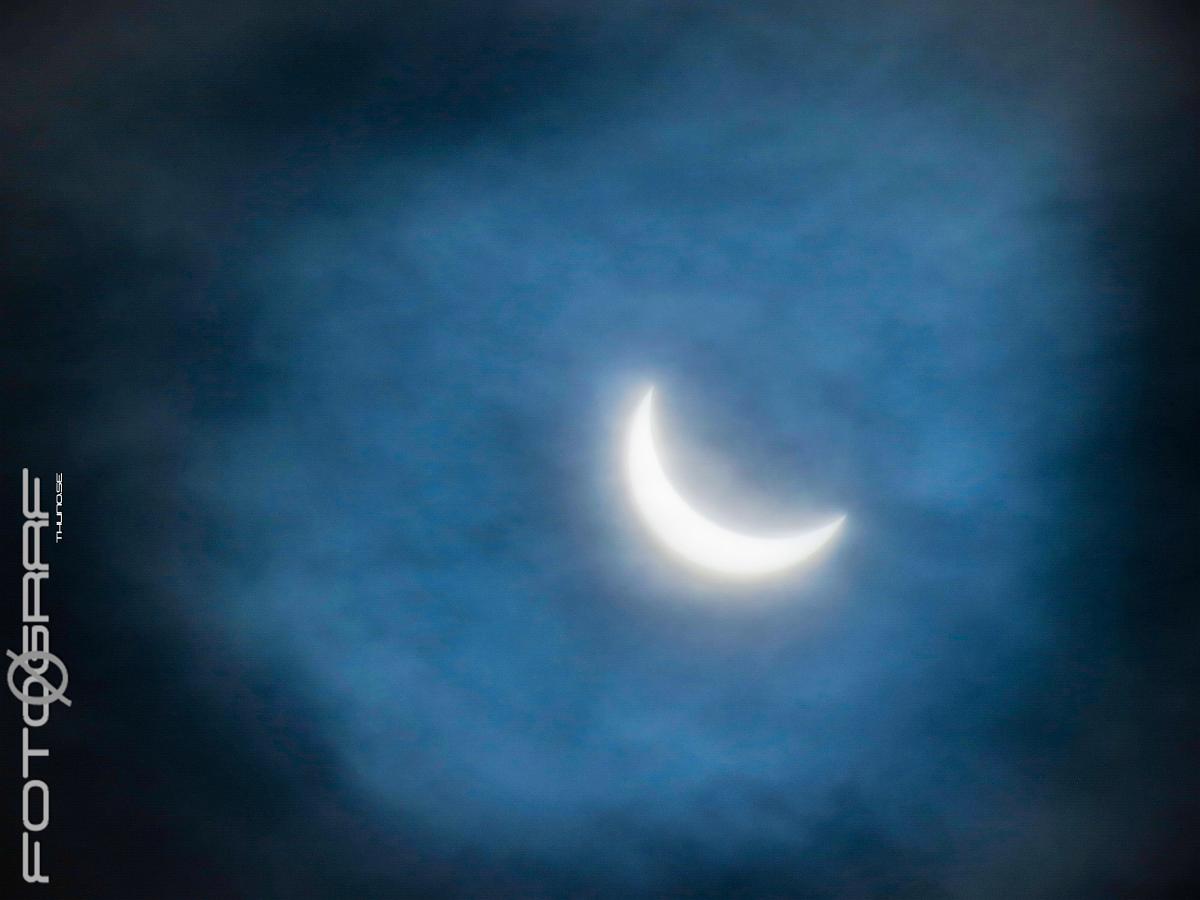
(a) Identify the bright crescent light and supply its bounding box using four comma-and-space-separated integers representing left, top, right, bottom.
626, 387, 844, 579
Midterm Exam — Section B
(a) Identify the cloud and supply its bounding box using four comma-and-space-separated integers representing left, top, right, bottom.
4, 0, 1196, 895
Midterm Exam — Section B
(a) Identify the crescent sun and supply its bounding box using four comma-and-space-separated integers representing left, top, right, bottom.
626, 387, 845, 579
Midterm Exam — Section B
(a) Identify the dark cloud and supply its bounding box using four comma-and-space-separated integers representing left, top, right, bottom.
2, 1, 1198, 897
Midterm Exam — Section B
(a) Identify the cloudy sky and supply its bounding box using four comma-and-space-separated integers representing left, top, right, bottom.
3, 1, 1198, 897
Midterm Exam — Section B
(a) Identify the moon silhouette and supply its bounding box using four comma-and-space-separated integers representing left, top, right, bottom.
625, 387, 845, 579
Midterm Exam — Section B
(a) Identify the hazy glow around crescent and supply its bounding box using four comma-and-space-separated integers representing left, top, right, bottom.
626, 387, 844, 579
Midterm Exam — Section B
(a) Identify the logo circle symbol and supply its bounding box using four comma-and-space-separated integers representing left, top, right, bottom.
6, 649, 71, 707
